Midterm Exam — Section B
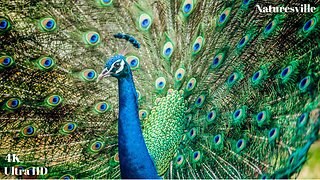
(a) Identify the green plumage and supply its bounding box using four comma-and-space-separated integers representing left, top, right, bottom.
143, 90, 186, 175
0, 0, 319, 179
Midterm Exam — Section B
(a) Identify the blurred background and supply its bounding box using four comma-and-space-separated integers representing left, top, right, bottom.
298, 140, 320, 179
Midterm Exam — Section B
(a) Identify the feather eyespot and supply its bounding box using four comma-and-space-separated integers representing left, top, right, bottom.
195, 95, 205, 108
252, 70, 261, 81
299, 76, 311, 91
297, 113, 308, 128
256, 111, 266, 121
188, 128, 197, 139
268, 128, 279, 142
94, 102, 110, 114
242, 0, 250, 5
139, 14, 152, 30
60, 174, 75, 180
98, 0, 113, 6
61, 122, 77, 134
0, 17, 11, 33
261, 174, 269, 180
264, 20, 277, 35
183, 4, 192, 13
89, 141, 105, 153
233, 109, 243, 120
212, 134, 224, 149
0, 19, 8, 29
126, 56, 140, 70
232, 107, 247, 125
162, 41, 174, 58
181, 0, 195, 16
37, 57, 55, 70
280, 66, 293, 81
303, 17, 317, 33
139, 110, 148, 119
175, 68, 186, 81
192, 36, 204, 54
236, 139, 246, 152
83, 32, 100, 46
256, 110, 270, 127
46, 95, 62, 107
21, 125, 36, 137
0, 56, 14, 68
227, 72, 240, 86
175, 155, 185, 167
185, 78, 197, 91
217, 8, 231, 26
265, 22, 272, 31
39, 17, 56, 32
0, 18, 9, 29
251, 70, 264, 85
81, 69, 97, 81
213, 134, 222, 145
112, 153, 119, 163
237, 34, 250, 49
5, 98, 22, 110
155, 77, 166, 90
192, 151, 201, 162
206, 110, 217, 123
212, 53, 224, 69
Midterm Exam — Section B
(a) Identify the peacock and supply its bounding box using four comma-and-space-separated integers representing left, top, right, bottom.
0, 0, 319, 179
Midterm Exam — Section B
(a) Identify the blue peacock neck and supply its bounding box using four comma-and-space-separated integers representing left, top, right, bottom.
117, 70, 159, 179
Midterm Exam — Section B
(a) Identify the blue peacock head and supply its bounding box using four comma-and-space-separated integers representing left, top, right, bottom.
98, 54, 131, 80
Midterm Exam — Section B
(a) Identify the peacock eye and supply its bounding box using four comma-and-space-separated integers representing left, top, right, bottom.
268, 127, 279, 142
89, 141, 105, 153
46, 95, 62, 107
138, 13, 152, 31
0, 55, 15, 68
39, 17, 56, 32
60, 174, 75, 180
236, 139, 246, 152
217, 8, 231, 27
175, 155, 185, 167
37, 57, 55, 71
5, 98, 22, 110
98, 0, 113, 7
114, 62, 121, 68
181, 0, 195, 16
94, 102, 110, 114
192, 151, 202, 163
83, 31, 100, 46
61, 122, 77, 135
303, 17, 317, 33
21, 125, 36, 137
126, 56, 140, 70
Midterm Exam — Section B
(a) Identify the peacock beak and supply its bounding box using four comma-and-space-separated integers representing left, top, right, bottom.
97, 67, 112, 81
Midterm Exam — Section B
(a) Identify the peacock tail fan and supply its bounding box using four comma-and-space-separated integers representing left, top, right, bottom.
0, 0, 319, 179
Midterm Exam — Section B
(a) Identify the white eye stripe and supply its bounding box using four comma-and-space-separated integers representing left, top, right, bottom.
108, 60, 125, 74
115, 60, 125, 74
109, 60, 121, 71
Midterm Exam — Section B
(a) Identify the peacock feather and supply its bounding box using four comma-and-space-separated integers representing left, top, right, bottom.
0, 0, 319, 179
